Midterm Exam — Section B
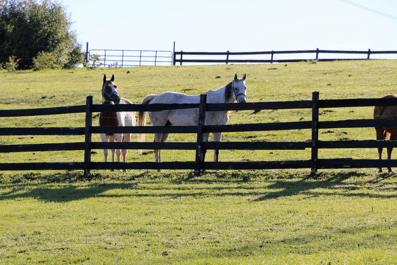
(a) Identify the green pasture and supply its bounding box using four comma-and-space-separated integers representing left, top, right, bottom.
1, 60, 396, 165
1, 60, 397, 264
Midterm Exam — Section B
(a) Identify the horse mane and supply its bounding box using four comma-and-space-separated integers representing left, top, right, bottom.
224, 82, 233, 103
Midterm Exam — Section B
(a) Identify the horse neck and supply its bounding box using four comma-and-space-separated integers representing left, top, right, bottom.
205, 83, 235, 104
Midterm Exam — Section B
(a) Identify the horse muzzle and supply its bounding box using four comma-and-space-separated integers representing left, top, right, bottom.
110, 94, 121, 104
237, 95, 247, 103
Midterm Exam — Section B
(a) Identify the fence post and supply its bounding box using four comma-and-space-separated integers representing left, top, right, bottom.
226, 50, 229, 65
180, 51, 183, 66
367, 49, 371, 59
121, 50, 124, 67
271, 50, 274, 64
172, 41, 176, 65
315, 48, 319, 60
195, 94, 207, 176
139, 51, 142, 66
311, 91, 319, 177
84, 96, 93, 175
85, 42, 89, 67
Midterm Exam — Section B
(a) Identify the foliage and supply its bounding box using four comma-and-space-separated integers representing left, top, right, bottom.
0, 0, 82, 69
32, 51, 59, 70
2, 55, 20, 71
64, 45, 85, 69
85, 53, 103, 69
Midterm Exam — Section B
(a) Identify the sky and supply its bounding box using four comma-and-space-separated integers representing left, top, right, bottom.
60, 0, 397, 62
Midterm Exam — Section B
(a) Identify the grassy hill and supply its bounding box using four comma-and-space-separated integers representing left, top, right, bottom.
1, 60, 396, 169
1, 61, 397, 264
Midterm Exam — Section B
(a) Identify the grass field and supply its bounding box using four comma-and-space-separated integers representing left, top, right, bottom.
1, 60, 397, 264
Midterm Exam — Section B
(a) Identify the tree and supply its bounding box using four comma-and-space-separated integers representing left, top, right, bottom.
0, 0, 82, 69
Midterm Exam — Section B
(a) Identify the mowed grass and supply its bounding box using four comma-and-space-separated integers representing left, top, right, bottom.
1, 60, 397, 264
2, 172, 397, 264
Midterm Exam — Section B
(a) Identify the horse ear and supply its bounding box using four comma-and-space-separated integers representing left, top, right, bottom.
103, 74, 106, 84
242, 74, 246, 81
111, 74, 115, 82
234, 74, 238, 81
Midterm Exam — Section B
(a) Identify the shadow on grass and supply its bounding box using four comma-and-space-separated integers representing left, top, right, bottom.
1, 170, 396, 203
252, 171, 397, 202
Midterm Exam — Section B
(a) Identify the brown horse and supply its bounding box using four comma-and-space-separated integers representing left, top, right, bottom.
99, 74, 135, 168
374, 94, 397, 173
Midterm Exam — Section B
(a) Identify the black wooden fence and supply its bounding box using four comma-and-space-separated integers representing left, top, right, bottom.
2, 92, 397, 176
173, 49, 397, 65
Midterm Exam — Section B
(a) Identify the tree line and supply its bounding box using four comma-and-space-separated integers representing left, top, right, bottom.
0, 0, 84, 70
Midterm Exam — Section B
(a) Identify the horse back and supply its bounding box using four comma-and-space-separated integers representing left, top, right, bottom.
150, 92, 199, 104
374, 94, 397, 120
119, 99, 136, 127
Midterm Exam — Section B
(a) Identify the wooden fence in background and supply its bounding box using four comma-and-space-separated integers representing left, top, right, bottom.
173, 49, 397, 65
2, 92, 397, 176
84, 41, 397, 67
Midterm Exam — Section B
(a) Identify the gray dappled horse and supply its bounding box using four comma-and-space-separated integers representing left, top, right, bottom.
138, 74, 247, 169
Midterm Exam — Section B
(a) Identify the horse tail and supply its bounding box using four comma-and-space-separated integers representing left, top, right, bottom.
138, 95, 157, 153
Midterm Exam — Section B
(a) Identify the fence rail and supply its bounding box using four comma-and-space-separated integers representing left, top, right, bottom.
2, 93, 397, 176
173, 49, 397, 65
84, 41, 397, 67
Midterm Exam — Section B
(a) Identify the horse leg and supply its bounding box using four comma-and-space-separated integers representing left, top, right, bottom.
154, 133, 162, 170
159, 133, 169, 167
121, 133, 131, 172
154, 133, 169, 171
109, 135, 116, 171
122, 133, 131, 163
387, 133, 395, 173
100, 134, 109, 162
376, 127, 386, 173
198, 133, 210, 173
115, 134, 122, 163
213, 132, 222, 163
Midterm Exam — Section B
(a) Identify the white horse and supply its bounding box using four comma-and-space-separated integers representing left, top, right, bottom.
99, 74, 135, 168
138, 74, 247, 166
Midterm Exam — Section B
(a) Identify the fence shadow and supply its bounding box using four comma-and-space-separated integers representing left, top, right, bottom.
252, 171, 397, 202
1, 171, 397, 203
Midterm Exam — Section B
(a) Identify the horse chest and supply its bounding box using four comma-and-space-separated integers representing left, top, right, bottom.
99, 112, 119, 127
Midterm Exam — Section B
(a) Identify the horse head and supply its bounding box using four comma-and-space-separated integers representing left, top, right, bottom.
232, 74, 247, 103
102, 74, 121, 104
